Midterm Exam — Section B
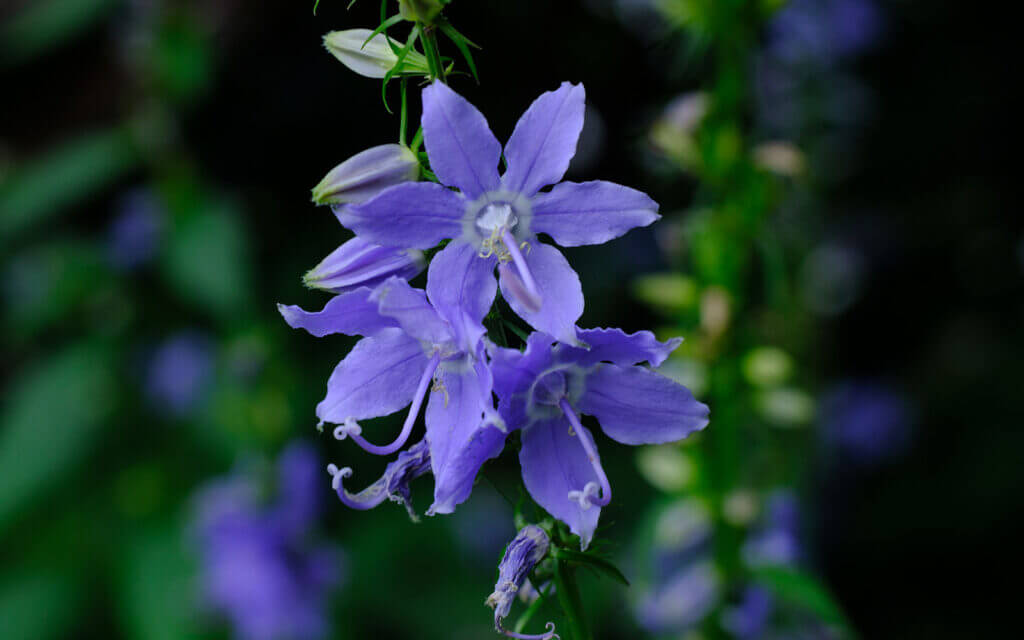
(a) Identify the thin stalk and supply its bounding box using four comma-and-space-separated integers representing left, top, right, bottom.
553, 557, 591, 640
399, 79, 408, 147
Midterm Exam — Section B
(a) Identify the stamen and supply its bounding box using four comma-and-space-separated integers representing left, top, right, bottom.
558, 398, 612, 509
332, 418, 362, 440
325, 463, 353, 492
316, 419, 325, 433
431, 377, 450, 407
501, 230, 542, 310
496, 621, 559, 640
346, 351, 442, 456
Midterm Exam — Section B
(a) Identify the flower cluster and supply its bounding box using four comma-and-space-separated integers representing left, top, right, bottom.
280, 82, 710, 553
192, 444, 342, 640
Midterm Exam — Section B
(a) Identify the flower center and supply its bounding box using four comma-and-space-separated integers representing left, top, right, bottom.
475, 203, 519, 236
533, 371, 567, 406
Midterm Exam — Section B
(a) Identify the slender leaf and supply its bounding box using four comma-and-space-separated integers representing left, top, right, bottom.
750, 565, 854, 634
552, 547, 630, 586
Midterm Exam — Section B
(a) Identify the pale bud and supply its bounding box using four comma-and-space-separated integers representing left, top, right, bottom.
312, 144, 419, 206
323, 29, 430, 79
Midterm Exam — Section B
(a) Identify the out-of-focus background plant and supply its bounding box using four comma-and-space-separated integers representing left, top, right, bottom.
1, 1, 1019, 638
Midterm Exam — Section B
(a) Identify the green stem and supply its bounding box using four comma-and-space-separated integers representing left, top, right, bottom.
514, 580, 553, 634
399, 79, 408, 147
418, 23, 446, 83
553, 558, 591, 640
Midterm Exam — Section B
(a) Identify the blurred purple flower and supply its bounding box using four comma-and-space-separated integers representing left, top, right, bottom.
723, 586, 775, 639
743, 490, 803, 568
820, 381, 913, 464
633, 499, 720, 634
193, 443, 342, 640
146, 331, 214, 417
107, 189, 163, 270
767, 0, 882, 65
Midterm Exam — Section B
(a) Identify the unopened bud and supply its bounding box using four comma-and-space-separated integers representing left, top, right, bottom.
312, 144, 419, 205
304, 237, 424, 294
323, 29, 430, 79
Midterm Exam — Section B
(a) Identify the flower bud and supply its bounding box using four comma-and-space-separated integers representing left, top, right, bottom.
312, 144, 419, 206
304, 236, 425, 294
398, 0, 444, 23
323, 29, 430, 79
486, 526, 558, 639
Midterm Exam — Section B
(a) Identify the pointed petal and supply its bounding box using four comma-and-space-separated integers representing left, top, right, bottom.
422, 81, 501, 198
277, 288, 397, 337
304, 237, 424, 294
336, 182, 465, 249
573, 328, 682, 367
372, 276, 453, 346
579, 363, 709, 445
519, 418, 602, 549
500, 243, 583, 347
426, 241, 497, 351
316, 328, 429, 423
530, 180, 660, 247
425, 357, 506, 514
502, 82, 586, 197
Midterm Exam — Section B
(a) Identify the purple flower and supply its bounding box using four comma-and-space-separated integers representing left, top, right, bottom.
767, 0, 882, 65
107, 189, 163, 270
490, 329, 709, 548
146, 331, 213, 417
485, 525, 558, 640
723, 586, 775, 639
326, 437, 432, 520
303, 236, 424, 294
337, 82, 660, 345
311, 143, 420, 205
279, 274, 504, 515
193, 443, 342, 640
637, 561, 720, 634
743, 491, 803, 568
820, 381, 912, 464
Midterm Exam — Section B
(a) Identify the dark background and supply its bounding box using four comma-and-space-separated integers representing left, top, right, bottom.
1, 0, 1020, 638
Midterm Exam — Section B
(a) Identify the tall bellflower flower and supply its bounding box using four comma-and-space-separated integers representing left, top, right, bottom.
337, 82, 661, 345
490, 330, 709, 548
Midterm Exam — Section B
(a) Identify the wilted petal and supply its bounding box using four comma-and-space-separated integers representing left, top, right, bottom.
486, 525, 552, 634
579, 363, 709, 446
311, 144, 420, 205
573, 327, 681, 367
317, 328, 429, 424
422, 81, 502, 198
278, 287, 397, 337
531, 180, 660, 247
502, 82, 586, 197
426, 241, 497, 351
425, 356, 506, 515
501, 242, 584, 347
519, 418, 602, 549
372, 276, 453, 346
304, 237, 424, 294
337, 182, 465, 249
328, 439, 431, 519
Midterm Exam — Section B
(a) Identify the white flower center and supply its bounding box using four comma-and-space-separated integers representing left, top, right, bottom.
475, 203, 518, 236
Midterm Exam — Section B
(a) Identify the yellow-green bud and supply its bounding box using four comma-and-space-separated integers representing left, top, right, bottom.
399, 0, 444, 23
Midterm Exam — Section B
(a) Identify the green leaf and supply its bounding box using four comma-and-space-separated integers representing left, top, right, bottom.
118, 526, 197, 640
0, 342, 117, 532
363, 13, 404, 49
2, 241, 115, 344
750, 565, 854, 634
552, 547, 630, 586
0, 127, 137, 248
0, 0, 119, 67
160, 196, 249, 318
0, 573, 80, 640
438, 19, 479, 83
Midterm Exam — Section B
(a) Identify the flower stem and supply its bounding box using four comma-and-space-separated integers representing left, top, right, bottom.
553, 557, 591, 640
